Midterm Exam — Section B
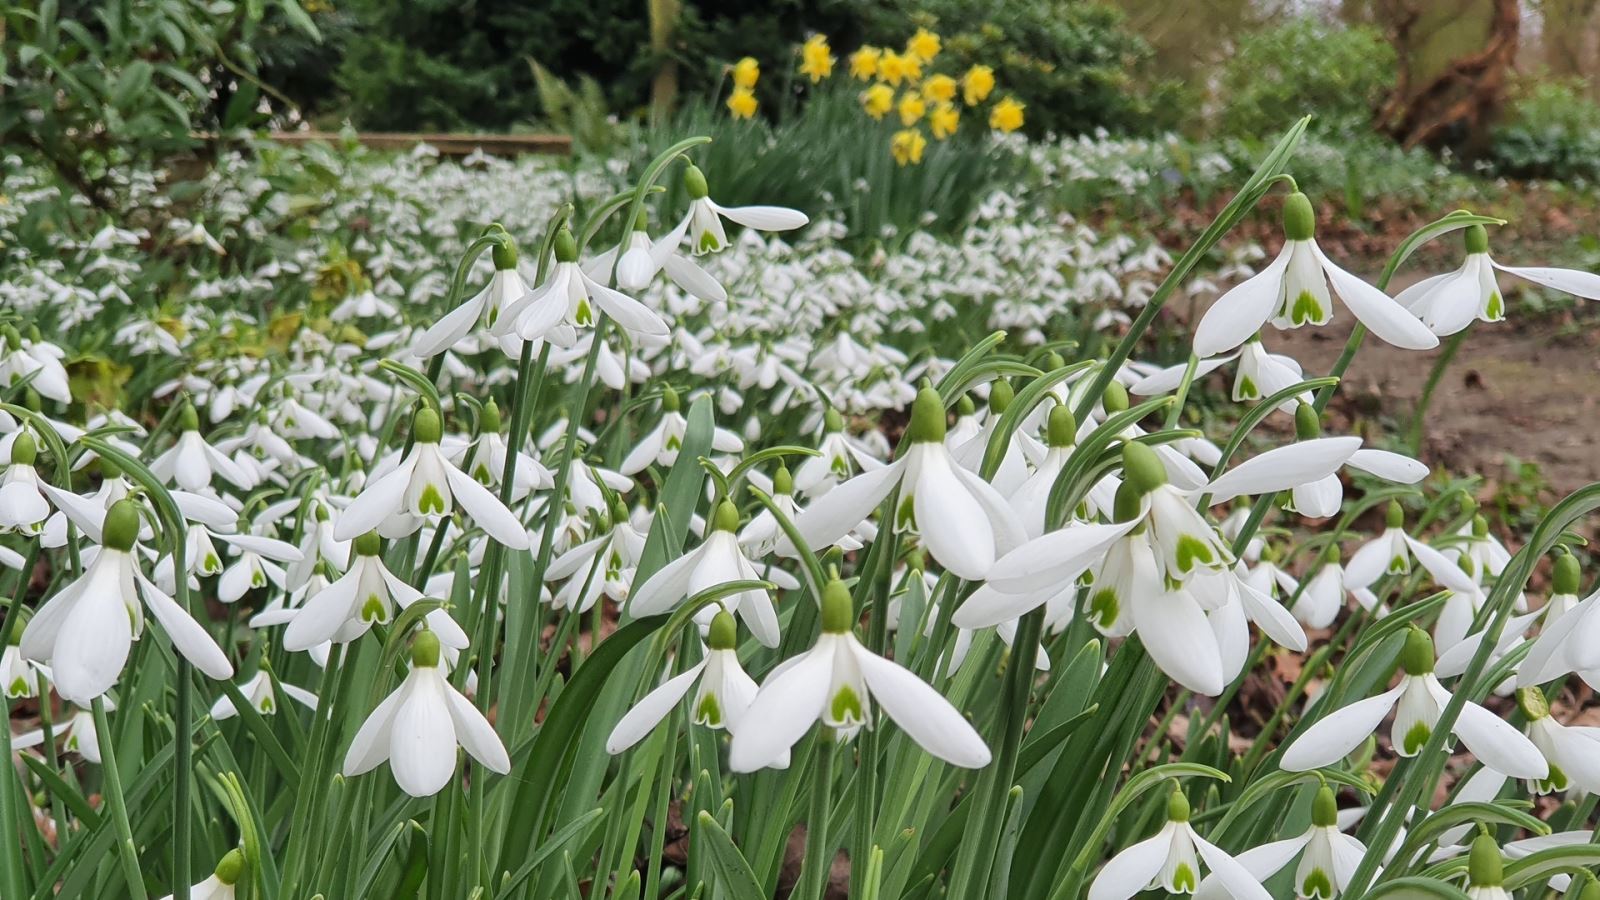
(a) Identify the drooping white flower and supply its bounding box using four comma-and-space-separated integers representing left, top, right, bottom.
1510, 686, 1600, 796
1515, 555, 1599, 688
282, 531, 467, 651
411, 240, 529, 357
621, 387, 743, 476
493, 228, 669, 348
1090, 789, 1269, 900
545, 504, 647, 614
605, 610, 774, 760
440, 400, 552, 502
587, 211, 727, 303
0, 431, 51, 534
728, 578, 989, 772
1133, 338, 1310, 417
2, 635, 44, 699
786, 387, 1025, 581
13, 702, 108, 763
1193, 191, 1437, 357
1193, 787, 1366, 899
791, 408, 884, 498
629, 500, 786, 647
664, 163, 809, 257
149, 404, 254, 492
343, 631, 510, 797
157, 849, 244, 900
335, 408, 530, 549
1398, 223, 1600, 336
209, 669, 318, 720
1345, 502, 1414, 589
20, 500, 234, 703
1281, 627, 1546, 780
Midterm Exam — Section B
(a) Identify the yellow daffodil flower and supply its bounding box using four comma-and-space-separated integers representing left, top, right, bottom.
929, 103, 960, 140
897, 92, 926, 126
878, 50, 907, 86
989, 96, 1025, 133
907, 28, 941, 63
962, 65, 995, 106
727, 87, 758, 119
861, 83, 894, 120
732, 57, 760, 90
922, 74, 958, 104
850, 46, 881, 80
891, 128, 927, 166
801, 35, 835, 82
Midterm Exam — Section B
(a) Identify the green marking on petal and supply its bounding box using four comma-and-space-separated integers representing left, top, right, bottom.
1171, 863, 1197, 893
260, 696, 275, 714
1237, 374, 1258, 399
695, 693, 723, 727
251, 570, 267, 587
576, 297, 594, 327
1291, 290, 1324, 325
830, 684, 865, 725
831, 455, 850, 478
419, 484, 447, 515
1389, 555, 1408, 574
666, 434, 682, 452
474, 463, 492, 485
896, 494, 917, 533
1176, 534, 1214, 573
361, 594, 389, 624
1486, 292, 1504, 320
698, 231, 721, 254
1302, 868, 1335, 899
1088, 588, 1120, 629
8, 678, 27, 697
1403, 721, 1432, 755
1541, 763, 1568, 794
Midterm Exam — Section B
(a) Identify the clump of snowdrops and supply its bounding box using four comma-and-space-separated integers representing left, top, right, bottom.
7, 119, 1600, 900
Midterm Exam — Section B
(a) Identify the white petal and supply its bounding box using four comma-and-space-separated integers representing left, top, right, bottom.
1088, 828, 1174, 900
140, 576, 234, 680
661, 254, 726, 303
728, 640, 835, 772
335, 457, 416, 541
1495, 263, 1600, 300
1313, 246, 1439, 350
1346, 449, 1428, 483
712, 203, 809, 231
1132, 586, 1224, 696
1204, 437, 1362, 504
914, 450, 996, 579
443, 683, 510, 773
605, 661, 706, 754
1193, 247, 1292, 358
788, 459, 903, 552
850, 638, 990, 767
343, 685, 405, 776
1280, 684, 1404, 771
986, 519, 1139, 596
1403, 535, 1481, 597
442, 466, 530, 549
411, 291, 488, 357
1193, 834, 1273, 900
1237, 577, 1307, 652
586, 278, 669, 337
627, 548, 702, 616
388, 674, 459, 797
1131, 355, 1235, 396
1452, 701, 1548, 779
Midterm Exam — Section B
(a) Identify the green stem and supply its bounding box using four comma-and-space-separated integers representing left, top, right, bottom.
0, 548, 33, 900
94, 696, 148, 900
799, 734, 836, 900
1406, 328, 1467, 455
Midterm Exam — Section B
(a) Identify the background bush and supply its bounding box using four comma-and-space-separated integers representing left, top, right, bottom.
1486, 78, 1600, 182
1217, 18, 1397, 139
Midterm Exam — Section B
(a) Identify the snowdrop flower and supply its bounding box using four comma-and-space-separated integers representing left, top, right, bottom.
1289, 546, 1368, 628
728, 578, 989, 772
13, 703, 106, 762
590, 211, 727, 303
665, 163, 809, 257
545, 502, 646, 613
149, 404, 253, 492
1194, 786, 1366, 899
1399, 223, 1600, 336
335, 408, 530, 549
20, 500, 234, 703
792, 408, 883, 498
442, 399, 552, 501
3, 630, 44, 698
1345, 502, 1413, 589
216, 526, 303, 603
606, 610, 770, 757
787, 387, 1025, 580
412, 236, 527, 357
209, 669, 318, 720
0, 432, 50, 534
342, 630, 510, 798
1133, 338, 1310, 416
1516, 554, 1600, 688
1513, 686, 1600, 795
1281, 627, 1546, 780
172, 218, 227, 255
1193, 191, 1437, 357
621, 387, 743, 475
1090, 789, 1269, 900
282, 531, 466, 651
0, 330, 71, 405
494, 228, 668, 347
629, 500, 783, 647
158, 849, 244, 900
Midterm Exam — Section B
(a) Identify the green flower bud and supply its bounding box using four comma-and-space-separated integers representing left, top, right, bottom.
1464, 224, 1489, 255
179, 402, 200, 432
355, 531, 382, 557
1472, 515, 1488, 539
633, 209, 649, 232
0, 326, 19, 351
684, 164, 710, 200
1282, 192, 1316, 242
956, 395, 975, 418
905, 388, 947, 443
1323, 543, 1341, 565
1386, 500, 1404, 530
411, 630, 441, 668
1468, 831, 1503, 887
1113, 480, 1145, 525
610, 496, 630, 525
905, 548, 926, 573
553, 228, 578, 264
1399, 626, 1435, 676
1121, 441, 1168, 497
712, 499, 740, 533
820, 578, 855, 633
1102, 379, 1128, 414
1046, 406, 1077, 448
1554, 553, 1581, 595
1516, 686, 1550, 721
1582, 875, 1600, 900
491, 239, 518, 271
481, 399, 502, 434
102, 500, 141, 552
1294, 403, 1321, 440
100, 457, 122, 481
1312, 785, 1338, 827
10, 432, 36, 467
774, 464, 793, 495
1044, 351, 1066, 371
989, 379, 1014, 414
708, 610, 738, 650
214, 848, 245, 885
413, 408, 442, 444
1167, 788, 1191, 822
662, 385, 681, 413
824, 408, 844, 433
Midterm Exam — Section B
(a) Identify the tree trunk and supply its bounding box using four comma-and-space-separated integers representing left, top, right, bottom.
1376, 0, 1522, 152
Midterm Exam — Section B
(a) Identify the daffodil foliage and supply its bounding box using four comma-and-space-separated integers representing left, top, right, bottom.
6, 119, 1600, 900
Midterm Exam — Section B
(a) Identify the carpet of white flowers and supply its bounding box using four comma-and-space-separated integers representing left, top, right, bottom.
6, 120, 1600, 900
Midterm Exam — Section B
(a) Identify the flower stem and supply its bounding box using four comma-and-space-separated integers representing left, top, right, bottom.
799, 733, 836, 900
94, 696, 148, 900
1406, 328, 1467, 455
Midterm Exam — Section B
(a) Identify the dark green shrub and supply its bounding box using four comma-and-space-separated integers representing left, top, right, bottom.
1487, 78, 1600, 182
1217, 18, 1395, 138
